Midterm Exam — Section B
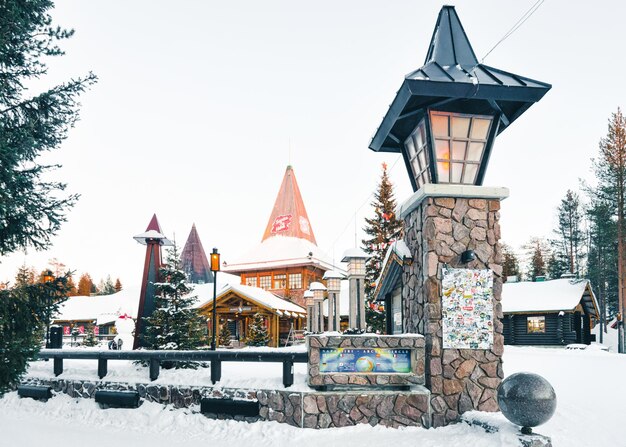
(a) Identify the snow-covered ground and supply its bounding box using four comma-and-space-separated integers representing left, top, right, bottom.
1, 346, 625, 447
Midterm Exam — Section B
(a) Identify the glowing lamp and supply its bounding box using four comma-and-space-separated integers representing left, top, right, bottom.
210, 248, 220, 272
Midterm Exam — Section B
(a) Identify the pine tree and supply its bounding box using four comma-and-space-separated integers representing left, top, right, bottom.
77, 273, 94, 296
245, 313, 269, 347
96, 275, 116, 295
14, 265, 36, 286
83, 325, 98, 347
550, 190, 584, 277
219, 320, 232, 347
523, 237, 549, 281
586, 199, 619, 343
141, 244, 207, 368
0, 0, 96, 256
0, 273, 71, 393
114, 278, 123, 292
362, 163, 402, 333
501, 244, 520, 281
591, 108, 626, 352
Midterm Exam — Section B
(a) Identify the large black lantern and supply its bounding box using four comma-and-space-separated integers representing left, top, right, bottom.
369, 6, 551, 191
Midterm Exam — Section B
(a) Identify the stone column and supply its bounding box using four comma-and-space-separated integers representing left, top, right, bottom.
401, 188, 507, 428
348, 276, 366, 330
310, 282, 327, 333
304, 290, 315, 332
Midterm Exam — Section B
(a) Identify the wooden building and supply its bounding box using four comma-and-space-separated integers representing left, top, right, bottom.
197, 283, 307, 347
223, 165, 335, 307
502, 278, 599, 346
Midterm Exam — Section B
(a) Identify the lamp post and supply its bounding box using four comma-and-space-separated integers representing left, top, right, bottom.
43, 270, 55, 348
304, 290, 315, 332
323, 271, 344, 332
210, 248, 220, 350
310, 282, 327, 333
342, 249, 368, 330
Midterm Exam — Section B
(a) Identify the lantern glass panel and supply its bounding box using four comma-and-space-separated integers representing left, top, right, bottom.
451, 163, 463, 183
470, 118, 491, 140
451, 116, 471, 138
463, 164, 478, 183
404, 118, 431, 191
467, 142, 484, 162
437, 162, 450, 182
429, 111, 493, 185
451, 141, 466, 160
431, 114, 449, 137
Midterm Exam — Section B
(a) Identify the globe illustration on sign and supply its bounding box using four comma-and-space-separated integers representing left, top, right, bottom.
355, 356, 375, 372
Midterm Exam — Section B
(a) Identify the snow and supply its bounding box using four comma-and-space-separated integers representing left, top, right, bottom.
501, 278, 596, 313
196, 283, 307, 317
54, 287, 141, 323
341, 247, 369, 261
6, 345, 626, 446
223, 236, 337, 273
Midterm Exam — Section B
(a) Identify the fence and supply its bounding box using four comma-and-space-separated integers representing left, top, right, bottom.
36, 349, 308, 388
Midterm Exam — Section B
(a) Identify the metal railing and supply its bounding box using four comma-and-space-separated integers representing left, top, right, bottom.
36, 349, 308, 388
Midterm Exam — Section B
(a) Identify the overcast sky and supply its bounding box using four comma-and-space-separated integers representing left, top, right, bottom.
2, 0, 625, 286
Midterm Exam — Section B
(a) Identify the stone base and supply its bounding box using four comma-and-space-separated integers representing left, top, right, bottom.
20, 377, 431, 429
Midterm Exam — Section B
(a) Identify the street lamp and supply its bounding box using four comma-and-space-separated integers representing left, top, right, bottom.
210, 248, 220, 350
304, 290, 315, 332
43, 270, 54, 348
342, 248, 369, 330
310, 282, 327, 333
323, 270, 344, 332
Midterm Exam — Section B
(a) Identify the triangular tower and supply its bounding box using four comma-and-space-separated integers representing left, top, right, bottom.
223, 165, 333, 305
133, 213, 172, 349
181, 224, 214, 284
261, 165, 317, 245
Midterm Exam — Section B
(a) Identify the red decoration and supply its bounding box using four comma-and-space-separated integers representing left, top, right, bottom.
63, 326, 70, 335
94, 326, 99, 335
271, 214, 293, 234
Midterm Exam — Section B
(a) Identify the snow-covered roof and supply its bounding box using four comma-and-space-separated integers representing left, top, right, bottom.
322, 270, 345, 280
197, 283, 307, 316
222, 235, 336, 273
341, 247, 369, 261
53, 272, 242, 325
372, 240, 413, 301
502, 278, 598, 316
309, 281, 326, 291
53, 287, 141, 325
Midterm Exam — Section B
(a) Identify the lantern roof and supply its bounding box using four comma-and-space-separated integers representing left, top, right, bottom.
309, 281, 327, 291
133, 214, 173, 246
323, 270, 346, 280
369, 5, 551, 153
341, 247, 369, 262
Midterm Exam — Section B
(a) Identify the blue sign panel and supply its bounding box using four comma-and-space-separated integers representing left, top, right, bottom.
319, 348, 412, 374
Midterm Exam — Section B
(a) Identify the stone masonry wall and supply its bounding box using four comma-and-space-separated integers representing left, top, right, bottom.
402, 197, 504, 428
307, 334, 425, 388
21, 377, 429, 429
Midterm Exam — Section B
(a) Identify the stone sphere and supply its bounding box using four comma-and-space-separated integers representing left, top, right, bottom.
497, 372, 557, 428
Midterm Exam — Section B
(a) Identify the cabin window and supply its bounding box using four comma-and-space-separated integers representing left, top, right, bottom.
259, 276, 271, 290
289, 273, 302, 289
246, 277, 257, 287
527, 316, 545, 334
273, 274, 286, 289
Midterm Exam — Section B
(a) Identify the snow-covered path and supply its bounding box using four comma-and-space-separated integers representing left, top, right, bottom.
1, 346, 625, 447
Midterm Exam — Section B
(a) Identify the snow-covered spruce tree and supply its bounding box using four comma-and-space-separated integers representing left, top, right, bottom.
245, 313, 269, 347
141, 245, 207, 368
0, 274, 71, 394
219, 320, 232, 347
83, 325, 98, 347
362, 163, 402, 333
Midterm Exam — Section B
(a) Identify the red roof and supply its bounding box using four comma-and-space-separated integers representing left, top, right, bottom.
261, 165, 317, 245
145, 213, 162, 232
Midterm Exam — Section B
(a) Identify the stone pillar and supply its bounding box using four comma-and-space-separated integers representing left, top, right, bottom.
310, 282, 327, 333
401, 191, 506, 428
348, 276, 366, 330
304, 290, 315, 332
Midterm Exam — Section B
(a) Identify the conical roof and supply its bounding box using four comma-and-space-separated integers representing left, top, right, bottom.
133, 214, 173, 246
261, 165, 317, 245
181, 224, 214, 284
369, 5, 551, 154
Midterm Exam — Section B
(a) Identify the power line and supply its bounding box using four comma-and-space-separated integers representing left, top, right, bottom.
480, 0, 545, 63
